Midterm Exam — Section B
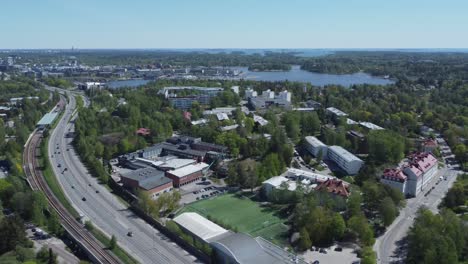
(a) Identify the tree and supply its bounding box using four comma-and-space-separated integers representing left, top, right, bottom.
298, 227, 312, 251
47, 210, 62, 236
379, 197, 397, 227
330, 213, 346, 240
0, 216, 27, 254
109, 235, 117, 250
348, 214, 375, 246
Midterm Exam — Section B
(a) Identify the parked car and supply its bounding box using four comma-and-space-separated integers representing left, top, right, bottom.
319, 248, 327, 254
334, 247, 343, 252
82, 197, 86, 201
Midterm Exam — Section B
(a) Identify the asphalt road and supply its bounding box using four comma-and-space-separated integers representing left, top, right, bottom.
48, 93, 198, 264
374, 137, 462, 264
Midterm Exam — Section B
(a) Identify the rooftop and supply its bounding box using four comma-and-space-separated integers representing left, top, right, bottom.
121, 167, 172, 190
326, 107, 348, 117
316, 179, 350, 197
305, 136, 326, 147
328, 145, 362, 163
167, 163, 209, 178
211, 233, 298, 264
359, 121, 384, 130
37, 112, 58, 126
173, 212, 228, 241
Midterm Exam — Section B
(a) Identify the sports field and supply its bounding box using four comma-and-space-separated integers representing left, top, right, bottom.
179, 193, 289, 246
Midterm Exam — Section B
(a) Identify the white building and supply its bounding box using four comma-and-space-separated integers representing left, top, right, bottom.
326, 107, 348, 117
230, 86, 239, 94
262, 176, 298, 198
327, 145, 363, 175
304, 136, 328, 157
359, 121, 384, 130
173, 212, 228, 242
381, 152, 438, 197
245, 88, 292, 109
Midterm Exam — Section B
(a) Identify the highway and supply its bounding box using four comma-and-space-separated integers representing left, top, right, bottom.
23, 96, 121, 264
48, 91, 198, 264
374, 136, 462, 264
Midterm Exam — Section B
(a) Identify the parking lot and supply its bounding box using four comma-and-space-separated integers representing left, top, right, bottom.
301, 244, 360, 264
179, 179, 228, 205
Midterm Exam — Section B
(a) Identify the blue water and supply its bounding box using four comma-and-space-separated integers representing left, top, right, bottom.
107, 79, 151, 89
232, 65, 394, 87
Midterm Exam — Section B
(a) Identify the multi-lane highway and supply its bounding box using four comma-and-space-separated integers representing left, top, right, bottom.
374, 136, 462, 264
48, 91, 198, 264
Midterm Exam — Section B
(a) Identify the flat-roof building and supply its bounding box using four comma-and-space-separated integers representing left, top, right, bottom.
327, 145, 363, 175
120, 167, 173, 199
173, 212, 228, 242
36, 112, 59, 129
304, 136, 328, 157
326, 107, 348, 117
166, 162, 209, 187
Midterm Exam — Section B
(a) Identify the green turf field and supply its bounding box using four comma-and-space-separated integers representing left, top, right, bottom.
179, 193, 289, 246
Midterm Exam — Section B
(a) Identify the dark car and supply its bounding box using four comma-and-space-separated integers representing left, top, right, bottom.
96, 190, 100, 193
88, 184, 92, 187
319, 248, 327, 254
127, 231, 133, 237
313, 261, 320, 264
334, 247, 343, 252
82, 197, 86, 201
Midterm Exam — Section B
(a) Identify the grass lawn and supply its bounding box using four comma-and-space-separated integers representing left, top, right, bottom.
179, 193, 289, 246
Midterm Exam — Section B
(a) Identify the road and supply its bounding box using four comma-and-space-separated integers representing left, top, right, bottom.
48, 91, 198, 264
374, 137, 462, 264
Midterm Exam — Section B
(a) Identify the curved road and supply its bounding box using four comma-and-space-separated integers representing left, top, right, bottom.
48, 91, 198, 264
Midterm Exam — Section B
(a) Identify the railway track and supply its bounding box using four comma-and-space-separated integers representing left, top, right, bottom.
24, 131, 122, 264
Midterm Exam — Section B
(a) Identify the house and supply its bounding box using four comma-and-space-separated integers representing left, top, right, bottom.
120, 167, 173, 199
327, 145, 363, 175
380, 152, 438, 197
304, 136, 328, 157
421, 138, 438, 153
315, 179, 350, 198
136, 128, 151, 136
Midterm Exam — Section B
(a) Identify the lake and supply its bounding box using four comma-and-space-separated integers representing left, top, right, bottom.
232, 65, 394, 87
107, 79, 151, 89
107, 65, 394, 89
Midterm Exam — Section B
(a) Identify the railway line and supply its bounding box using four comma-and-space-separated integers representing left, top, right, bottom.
24, 129, 122, 264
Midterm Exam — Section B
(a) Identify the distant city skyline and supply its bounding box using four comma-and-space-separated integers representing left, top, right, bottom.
1, 0, 467, 49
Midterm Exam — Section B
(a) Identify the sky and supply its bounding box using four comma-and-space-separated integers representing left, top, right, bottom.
1, 0, 467, 49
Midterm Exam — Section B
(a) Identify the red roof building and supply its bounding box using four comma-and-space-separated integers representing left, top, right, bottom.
183, 111, 192, 121
315, 179, 350, 198
136, 128, 151, 136
421, 138, 438, 153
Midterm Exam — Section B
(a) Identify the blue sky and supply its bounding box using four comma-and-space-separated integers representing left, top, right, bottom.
1, 0, 467, 49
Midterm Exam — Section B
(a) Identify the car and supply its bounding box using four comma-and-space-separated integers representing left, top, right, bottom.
96, 190, 100, 193
82, 197, 86, 201
196, 197, 200, 200
319, 248, 327, 254
312, 261, 320, 264
88, 184, 92, 187
64, 168, 68, 171
71, 185, 75, 189
57, 152, 60, 154
127, 231, 133, 237
57, 164, 61, 168
31, 228, 36, 232
334, 247, 343, 252
56, 146, 59, 149
193, 191, 197, 194
67, 148, 70, 151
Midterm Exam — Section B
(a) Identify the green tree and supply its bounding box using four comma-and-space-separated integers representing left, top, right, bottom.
298, 227, 312, 251
109, 235, 117, 250
330, 213, 346, 240
379, 197, 397, 227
